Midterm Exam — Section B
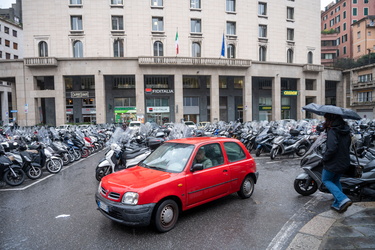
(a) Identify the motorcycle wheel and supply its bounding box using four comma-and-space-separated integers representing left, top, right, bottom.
4, 168, 26, 186
270, 147, 279, 160
296, 145, 308, 157
81, 149, 90, 158
62, 153, 71, 166
246, 142, 254, 152
74, 150, 82, 161
95, 166, 111, 181
46, 159, 63, 174
26, 166, 43, 180
255, 148, 263, 157
294, 179, 318, 196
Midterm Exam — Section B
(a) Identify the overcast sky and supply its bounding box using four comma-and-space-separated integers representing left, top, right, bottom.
0, 0, 335, 10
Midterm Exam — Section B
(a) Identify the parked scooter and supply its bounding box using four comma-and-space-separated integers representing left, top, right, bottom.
294, 133, 375, 200
270, 129, 311, 160
0, 145, 25, 186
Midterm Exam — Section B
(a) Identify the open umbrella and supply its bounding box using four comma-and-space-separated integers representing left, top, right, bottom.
302, 103, 361, 120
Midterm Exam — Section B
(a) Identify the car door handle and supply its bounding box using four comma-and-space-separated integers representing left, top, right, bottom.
223, 169, 228, 172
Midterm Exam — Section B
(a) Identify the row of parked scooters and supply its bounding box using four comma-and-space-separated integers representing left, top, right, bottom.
0, 124, 114, 187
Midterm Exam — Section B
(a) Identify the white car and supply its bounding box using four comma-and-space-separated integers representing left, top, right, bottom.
184, 121, 197, 129
129, 121, 142, 130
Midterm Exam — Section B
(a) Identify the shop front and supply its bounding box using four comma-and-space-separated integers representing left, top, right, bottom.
114, 107, 137, 123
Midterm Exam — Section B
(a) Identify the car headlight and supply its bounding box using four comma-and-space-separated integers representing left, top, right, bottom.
98, 181, 102, 194
122, 192, 139, 205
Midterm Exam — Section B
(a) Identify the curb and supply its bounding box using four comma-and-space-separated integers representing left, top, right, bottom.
286, 202, 375, 250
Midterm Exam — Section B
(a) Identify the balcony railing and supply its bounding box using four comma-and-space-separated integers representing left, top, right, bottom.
25, 57, 58, 67
302, 64, 324, 72
138, 57, 251, 68
352, 80, 375, 89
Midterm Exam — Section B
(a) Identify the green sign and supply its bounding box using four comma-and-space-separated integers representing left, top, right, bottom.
114, 107, 136, 114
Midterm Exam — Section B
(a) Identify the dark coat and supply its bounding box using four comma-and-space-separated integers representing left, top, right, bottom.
322, 119, 351, 174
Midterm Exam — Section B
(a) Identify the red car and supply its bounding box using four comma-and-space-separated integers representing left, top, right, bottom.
95, 137, 258, 232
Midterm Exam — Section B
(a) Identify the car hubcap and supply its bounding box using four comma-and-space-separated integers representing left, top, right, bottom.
244, 180, 251, 194
161, 205, 174, 225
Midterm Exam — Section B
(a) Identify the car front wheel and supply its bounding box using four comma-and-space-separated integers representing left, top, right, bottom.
237, 175, 255, 199
154, 199, 179, 233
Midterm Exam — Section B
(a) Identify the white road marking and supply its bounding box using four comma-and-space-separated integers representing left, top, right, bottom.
266, 194, 323, 250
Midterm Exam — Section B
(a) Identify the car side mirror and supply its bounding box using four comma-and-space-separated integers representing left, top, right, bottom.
191, 163, 204, 172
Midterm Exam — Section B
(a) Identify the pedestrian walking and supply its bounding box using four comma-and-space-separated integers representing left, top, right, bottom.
322, 113, 352, 213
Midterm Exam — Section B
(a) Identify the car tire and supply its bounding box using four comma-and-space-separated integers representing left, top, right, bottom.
154, 199, 179, 233
237, 175, 255, 199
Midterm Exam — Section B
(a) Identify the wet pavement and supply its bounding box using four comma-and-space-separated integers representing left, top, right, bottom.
287, 202, 375, 250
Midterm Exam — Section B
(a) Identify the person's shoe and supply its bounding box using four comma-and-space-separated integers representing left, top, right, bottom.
338, 200, 352, 213
330, 205, 340, 212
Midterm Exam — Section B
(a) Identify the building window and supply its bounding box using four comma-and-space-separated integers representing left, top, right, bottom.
39, 41, 48, 57
153, 41, 164, 56
364, 8, 368, 15
287, 28, 294, 41
191, 19, 201, 33
152, 17, 164, 31
357, 31, 361, 39
5, 40, 10, 47
307, 51, 313, 64
183, 77, 200, 88
358, 74, 372, 82
73, 40, 83, 58
343, 22, 347, 30
357, 45, 361, 52
190, 0, 201, 9
335, 15, 340, 23
4, 26, 9, 34
343, 11, 346, 19
259, 46, 266, 61
151, 0, 163, 7
12, 30, 17, 37
192, 42, 201, 57
227, 44, 235, 58
113, 76, 136, 89
343, 46, 347, 54
259, 25, 267, 38
287, 49, 293, 63
258, 2, 267, 15
184, 97, 199, 106
111, 0, 123, 4
71, 16, 83, 30
226, 0, 235, 12
287, 7, 294, 20
353, 8, 357, 16
342, 34, 347, 43
353, 0, 357, 3
13, 42, 18, 50
70, 0, 82, 4
358, 91, 372, 102
6, 53, 11, 59
112, 16, 124, 30
14, 55, 18, 59
113, 39, 124, 57
227, 22, 236, 35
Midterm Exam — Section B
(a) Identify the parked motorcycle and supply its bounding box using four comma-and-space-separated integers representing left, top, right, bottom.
0, 145, 26, 186
294, 133, 375, 200
270, 129, 311, 160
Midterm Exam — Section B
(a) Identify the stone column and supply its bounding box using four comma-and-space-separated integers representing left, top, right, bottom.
135, 72, 145, 122
272, 74, 281, 121
174, 73, 183, 123
95, 73, 106, 124
1, 90, 9, 125
243, 74, 252, 122
297, 77, 304, 120
210, 73, 220, 122
55, 75, 66, 126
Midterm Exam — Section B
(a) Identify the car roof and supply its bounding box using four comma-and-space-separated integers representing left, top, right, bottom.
166, 137, 239, 146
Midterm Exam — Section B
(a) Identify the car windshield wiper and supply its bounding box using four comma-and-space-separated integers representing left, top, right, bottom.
147, 165, 165, 171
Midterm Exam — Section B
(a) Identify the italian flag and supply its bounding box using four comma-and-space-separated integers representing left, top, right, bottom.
175, 31, 179, 55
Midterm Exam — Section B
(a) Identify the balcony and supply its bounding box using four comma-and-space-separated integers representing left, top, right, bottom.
302, 64, 324, 72
352, 101, 375, 106
25, 57, 58, 67
352, 80, 375, 90
138, 57, 251, 68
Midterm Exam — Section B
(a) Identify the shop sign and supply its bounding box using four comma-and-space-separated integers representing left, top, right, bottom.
114, 107, 136, 114
259, 106, 272, 110
281, 106, 291, 110
66, 108, 73, 114
145, 88, 174, 94
82, 108, 96, 114
282, 90, 298, 96
147, 106, 170, 113
71, 91, 89, 98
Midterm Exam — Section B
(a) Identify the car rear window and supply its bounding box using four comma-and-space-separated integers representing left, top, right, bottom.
224, 142, 246, 162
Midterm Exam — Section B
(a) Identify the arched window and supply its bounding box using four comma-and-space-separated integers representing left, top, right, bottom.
38, 41, 48, 57
307, 51, 313, 64
153, 41, 164, 56
259, 46, 266, 61
227, 44, 235, 58
287, 49, 293, 63
192, 42, 201, 57
114, 39, 124, 57
73, 41, 83, 58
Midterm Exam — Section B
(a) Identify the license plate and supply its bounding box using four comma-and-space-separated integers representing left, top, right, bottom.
98, 201, 109, 213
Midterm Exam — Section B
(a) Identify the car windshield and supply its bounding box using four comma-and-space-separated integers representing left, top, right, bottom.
185, 122, 194, 125
139, 143, 194, 173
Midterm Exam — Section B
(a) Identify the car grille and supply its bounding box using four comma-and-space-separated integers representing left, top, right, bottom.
108, 192, 121, 200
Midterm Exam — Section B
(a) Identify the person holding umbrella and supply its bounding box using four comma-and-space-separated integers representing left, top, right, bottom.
321, 113, 352, 213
